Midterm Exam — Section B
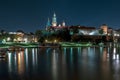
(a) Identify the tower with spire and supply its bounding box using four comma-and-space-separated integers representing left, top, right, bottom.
46, 13, 66, 30
46, 18, 51, 30
52, 13, 57, 26
46, 18, 51, 27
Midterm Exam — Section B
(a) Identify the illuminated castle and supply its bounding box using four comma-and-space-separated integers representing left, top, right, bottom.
52, 13, 57, 27
46, 13, 66, 30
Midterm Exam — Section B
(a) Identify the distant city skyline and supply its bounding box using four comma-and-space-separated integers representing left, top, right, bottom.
0, 0, 120, 32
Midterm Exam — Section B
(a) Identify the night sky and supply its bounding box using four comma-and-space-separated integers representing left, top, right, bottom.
0, 0, 120, 32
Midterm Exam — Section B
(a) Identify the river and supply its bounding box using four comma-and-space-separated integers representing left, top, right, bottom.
0, 43, 120, 80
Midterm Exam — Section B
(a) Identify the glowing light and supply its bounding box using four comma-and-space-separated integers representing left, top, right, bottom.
7, 37, 11, 41
2, 39, 6, 44
17, 37, 22, 41
54, 39, 57, 43
113, 48, 116, 54
45, 39, 48, 43
8, 52, 12, 72
116, 54, 119, 60
24, 38, 27, 43
14, 39, 17, 42
107, 53, 109, 58
25, 49, 28, 69
113, 54, 116, 60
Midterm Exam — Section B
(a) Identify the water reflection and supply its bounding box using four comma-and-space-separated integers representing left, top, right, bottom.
32, 48, 38, 72
7, 48, 39, 78
8, 52, 12, 73
52, 49, 58, 80
1, 44, 119, 80
102, 48, 108, 62
25, 48, 28, 72
61, 48, 67, 80
17, 51, 25, 75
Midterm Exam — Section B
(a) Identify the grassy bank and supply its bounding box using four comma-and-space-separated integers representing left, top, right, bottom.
0, 43, 39, 48
59, 42, 92, 47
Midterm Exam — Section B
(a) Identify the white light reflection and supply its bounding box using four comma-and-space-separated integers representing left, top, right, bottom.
64, 47, 66, 54
112, 54, 120, 60
113, 47, 117, 60
14, 53, 17, 70
62, 48, 67, 80
100, 47, 103, 54
70, 48, 73, 63
32, 48, 38, 72
8, 52, 12, 72
88, 47, 95, 60
25, 48, 28, 70
32, 48, 35, 67
107, 53, 109, 58
78, 47, 81, 57
113, 59, 120, 80
116, 54, 119, 60
113, 54, 116, 60
35, 48, 38, 65
113, 48, 116, 54
52, 49, 58, 80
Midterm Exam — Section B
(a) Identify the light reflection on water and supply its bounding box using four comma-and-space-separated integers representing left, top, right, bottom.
0, 45, 120, 80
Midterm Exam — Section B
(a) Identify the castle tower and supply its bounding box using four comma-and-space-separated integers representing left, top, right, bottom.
46, 18, 51, 27
52, 13, 57, 26
46, 18, 51, 30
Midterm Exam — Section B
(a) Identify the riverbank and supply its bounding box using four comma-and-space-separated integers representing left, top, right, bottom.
60, 42, 106, 47
0, 43, 39, 48
0, 42, 116, 48
59, 42, 92, 47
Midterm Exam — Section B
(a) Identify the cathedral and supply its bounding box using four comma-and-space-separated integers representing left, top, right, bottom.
46, 13, 66, 30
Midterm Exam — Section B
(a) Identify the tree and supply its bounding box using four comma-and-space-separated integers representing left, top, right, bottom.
35, 30, 43, 42
1, 29, 6, 35
72, 26, 79, 34
57, 28, 71, 41
99, 29, 104, 35
30, 32, 34, 35
17, 30, 24, 33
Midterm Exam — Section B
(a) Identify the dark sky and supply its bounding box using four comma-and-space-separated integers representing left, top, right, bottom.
0, 0, 120, 32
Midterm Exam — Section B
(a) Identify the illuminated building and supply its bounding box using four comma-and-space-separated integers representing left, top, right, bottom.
100, 24, 108, 35
70, 26, 99, 35
46, 13, 67, 30
8, 31, 37, 43
52, 13, 57, 27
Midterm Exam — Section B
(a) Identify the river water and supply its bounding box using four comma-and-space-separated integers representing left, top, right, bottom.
0, 43, 120, 80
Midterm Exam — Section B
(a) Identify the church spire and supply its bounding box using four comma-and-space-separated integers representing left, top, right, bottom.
46, 18, 51, 30
53, 12, 56, 17
46, 18, 51, 27
52, 12, 57, 26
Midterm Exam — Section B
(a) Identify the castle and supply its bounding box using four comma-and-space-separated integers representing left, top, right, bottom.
46, 13, 66, 30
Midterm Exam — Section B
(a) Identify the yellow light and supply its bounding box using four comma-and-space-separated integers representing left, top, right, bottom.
54, 39, 57, 43
45, 39, 48, 42
7, 37, 11, 41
